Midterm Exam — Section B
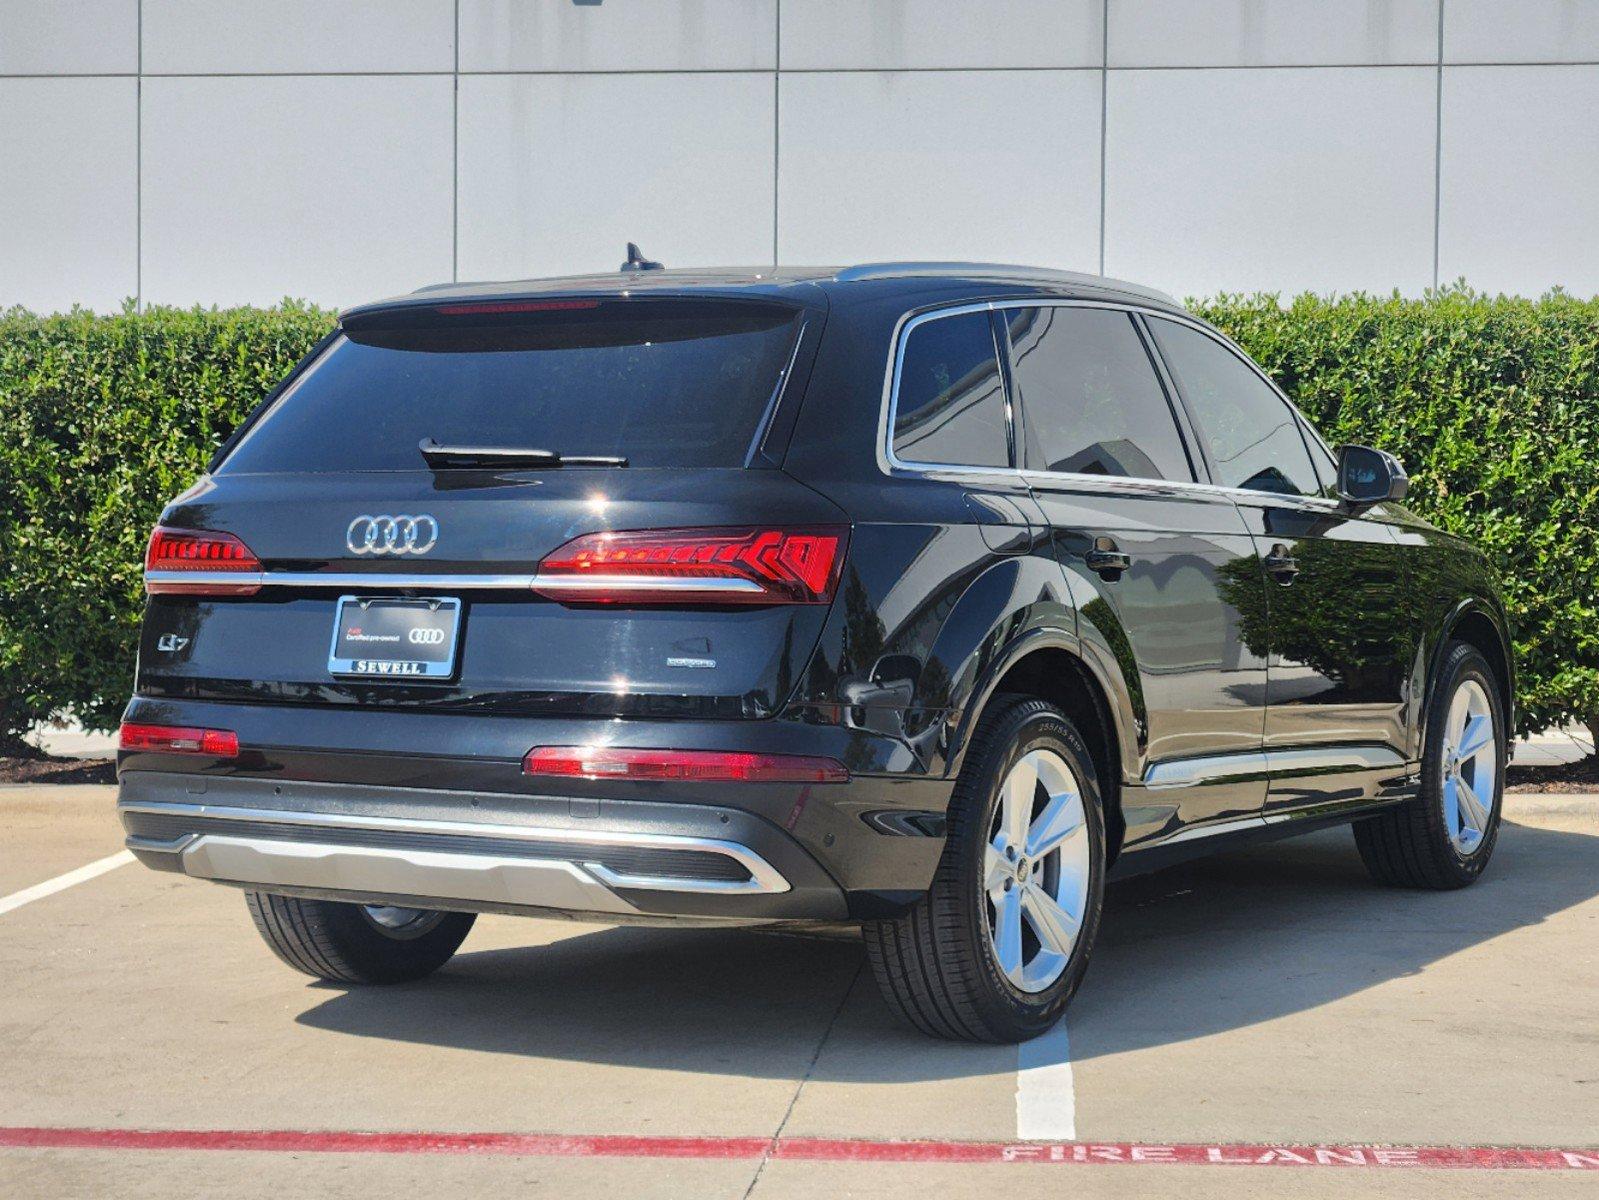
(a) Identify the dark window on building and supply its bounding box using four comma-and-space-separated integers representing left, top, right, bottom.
1003, 306, 1193, 481
892, 311, 1010, 469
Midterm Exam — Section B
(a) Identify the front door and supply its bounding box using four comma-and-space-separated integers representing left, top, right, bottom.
998, 303, 1270, 845
1144, 316, 1415, 814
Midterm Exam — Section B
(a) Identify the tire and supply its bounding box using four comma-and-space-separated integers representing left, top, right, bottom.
1353, 641, 1506, 889
245, 891, 476, 984
863, 694, 1106, 1042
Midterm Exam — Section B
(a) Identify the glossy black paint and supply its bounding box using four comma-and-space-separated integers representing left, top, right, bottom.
143, 467, 847, 721
121, 265, 1513, 917
1028, 476, 1269, 840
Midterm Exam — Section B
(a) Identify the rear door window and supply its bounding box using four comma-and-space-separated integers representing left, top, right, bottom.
218, 299, 803, 473
892, 310, 1010, 469
1002, 306, 1194, 481
1147, 317, 1322, 498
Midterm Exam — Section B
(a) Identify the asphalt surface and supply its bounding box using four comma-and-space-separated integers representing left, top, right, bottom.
1, 784, 1596, 1198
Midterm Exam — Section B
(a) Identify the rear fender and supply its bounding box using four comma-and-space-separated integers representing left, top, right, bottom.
944, 621, 1143, 790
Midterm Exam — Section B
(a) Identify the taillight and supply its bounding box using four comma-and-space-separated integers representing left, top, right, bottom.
533, 526, 847, 605
119, 722, 239, 757
523, 746, 848, 783
144, 525, 263, 595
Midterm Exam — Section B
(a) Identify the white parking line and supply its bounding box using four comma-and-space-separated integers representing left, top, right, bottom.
0, 851, 134, 917
1016, 1019, 1076, 1140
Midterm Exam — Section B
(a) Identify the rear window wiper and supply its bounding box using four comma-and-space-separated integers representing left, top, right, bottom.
418, 438, 628, 470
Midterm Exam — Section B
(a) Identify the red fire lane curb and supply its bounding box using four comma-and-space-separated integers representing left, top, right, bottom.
1, 1128, 1597, 1171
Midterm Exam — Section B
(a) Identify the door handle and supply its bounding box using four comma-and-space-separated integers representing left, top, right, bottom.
1263, 543, 1299, 585
1084, 538, 1132, 582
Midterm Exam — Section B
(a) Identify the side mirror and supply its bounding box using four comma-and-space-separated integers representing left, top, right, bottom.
1336, 444, 1408, 506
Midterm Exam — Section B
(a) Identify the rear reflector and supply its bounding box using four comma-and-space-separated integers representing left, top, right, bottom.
145, 526, 262, 595
119, 723, 239, 758
533, 526, 847, 605
523, 746, 849, 784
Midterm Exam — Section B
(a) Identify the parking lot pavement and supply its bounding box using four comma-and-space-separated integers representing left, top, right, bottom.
0, 785, 127, 896
2, 785, 1596, 1198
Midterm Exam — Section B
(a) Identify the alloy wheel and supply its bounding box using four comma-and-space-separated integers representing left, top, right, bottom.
983, 748, 1092, 993
1442, 678, 1498, 855
360, 905, 444, 937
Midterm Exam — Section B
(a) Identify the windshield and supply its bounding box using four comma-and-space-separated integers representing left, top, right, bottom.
218, 299, 803, 473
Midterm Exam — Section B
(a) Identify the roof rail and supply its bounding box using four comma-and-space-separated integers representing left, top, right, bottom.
831, 261, 1180, 307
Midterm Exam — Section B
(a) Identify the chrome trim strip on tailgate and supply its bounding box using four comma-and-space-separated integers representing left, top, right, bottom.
144, 570, 764, 594
118, 801, 790, 896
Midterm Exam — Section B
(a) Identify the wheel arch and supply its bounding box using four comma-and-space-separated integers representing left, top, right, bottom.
949, 632, 1131, 865
1432, 599, 1515, 735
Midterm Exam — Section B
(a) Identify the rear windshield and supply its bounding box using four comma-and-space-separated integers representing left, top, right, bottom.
218, 299, 803, 473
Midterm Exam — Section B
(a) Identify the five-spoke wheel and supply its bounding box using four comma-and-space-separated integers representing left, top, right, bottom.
984, 749, 1092, 993
1441, 679, 1497, 855
864, 694, 1105, 1042
1355, 640, 1505, 889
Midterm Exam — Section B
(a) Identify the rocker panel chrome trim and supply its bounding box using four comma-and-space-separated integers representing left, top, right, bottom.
1143, 745, 1407, 791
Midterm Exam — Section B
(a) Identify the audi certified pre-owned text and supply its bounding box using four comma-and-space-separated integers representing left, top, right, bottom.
118, 262, 1511, 1041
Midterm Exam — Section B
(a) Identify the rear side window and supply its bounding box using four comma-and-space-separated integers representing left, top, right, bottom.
892, 311, 1010, 469
1003, 306, 1193, 481
1147, 317, 1322, 498
218, 299, 802, 473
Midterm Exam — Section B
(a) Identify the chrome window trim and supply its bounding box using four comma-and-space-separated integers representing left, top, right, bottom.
876, 297, 1343, 516
118, 800, 791, 895
145, 570, 764, 594
878, 301, 1012, 476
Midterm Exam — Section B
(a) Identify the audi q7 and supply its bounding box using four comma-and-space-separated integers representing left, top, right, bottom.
118, 262, 1512, 1042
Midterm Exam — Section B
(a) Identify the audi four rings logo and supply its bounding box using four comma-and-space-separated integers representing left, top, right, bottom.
408, 628, 446, 645
346, 514, 439, 556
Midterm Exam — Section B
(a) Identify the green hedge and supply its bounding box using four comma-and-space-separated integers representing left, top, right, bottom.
0, 290, 1594, 751
0, 302, 334, 752
1194, 289, 1599, 743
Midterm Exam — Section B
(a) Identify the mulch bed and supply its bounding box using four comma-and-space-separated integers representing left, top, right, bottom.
0, 755, 117, 785
1506, 755, 1599, 794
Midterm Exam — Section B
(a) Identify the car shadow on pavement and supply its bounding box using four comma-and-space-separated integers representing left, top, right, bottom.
295, 818, 1599, 1078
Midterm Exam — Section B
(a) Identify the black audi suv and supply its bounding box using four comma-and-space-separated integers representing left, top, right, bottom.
118, 262, 1512, 1042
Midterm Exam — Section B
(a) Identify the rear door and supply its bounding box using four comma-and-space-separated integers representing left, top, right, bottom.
1144, 316, 1415, 813
138, 294, 848, 721
1000, 303, 1270, 845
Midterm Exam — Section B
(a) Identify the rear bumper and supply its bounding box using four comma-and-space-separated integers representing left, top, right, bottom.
116, 697, 953, 918
118, 772, 850, 923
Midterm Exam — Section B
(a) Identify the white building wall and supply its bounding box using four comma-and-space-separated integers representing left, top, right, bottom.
0, 0, 1595, 312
